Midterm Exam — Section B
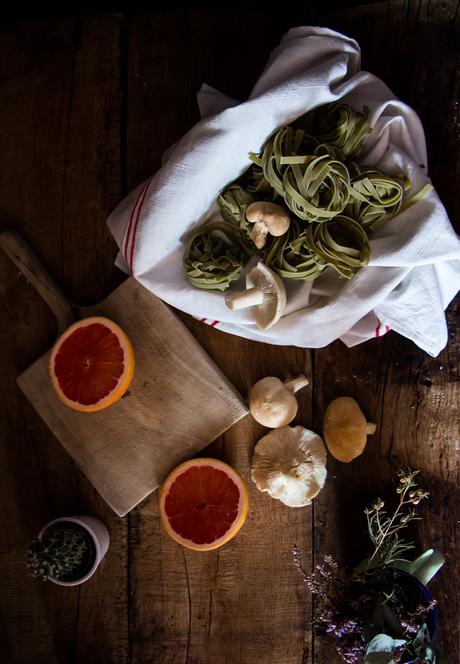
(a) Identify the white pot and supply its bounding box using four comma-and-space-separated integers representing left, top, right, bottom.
38, 515, 110, 587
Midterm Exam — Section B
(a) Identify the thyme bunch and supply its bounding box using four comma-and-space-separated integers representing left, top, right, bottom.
364, 469, 429, 572
27, 525, 89, 581
293, 469, 443, 663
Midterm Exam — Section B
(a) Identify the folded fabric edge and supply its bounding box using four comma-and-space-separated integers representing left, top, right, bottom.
374, 307, 446, 357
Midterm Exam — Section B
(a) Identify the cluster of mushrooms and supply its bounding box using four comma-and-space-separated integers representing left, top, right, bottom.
249, 376, 376, 507
183, 103, 423, 331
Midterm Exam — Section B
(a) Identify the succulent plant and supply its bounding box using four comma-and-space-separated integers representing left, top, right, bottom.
26, 524, 89, 581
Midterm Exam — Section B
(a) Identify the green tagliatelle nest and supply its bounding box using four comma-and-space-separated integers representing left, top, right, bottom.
183, 219, 248, 291
183, 102, 416, 290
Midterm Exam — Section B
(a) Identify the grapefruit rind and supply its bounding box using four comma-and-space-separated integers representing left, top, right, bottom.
159, 458, 249, 552
49, 316, 135, 413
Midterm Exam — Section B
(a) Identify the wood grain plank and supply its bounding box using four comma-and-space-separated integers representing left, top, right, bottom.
0, 12, 130, 663
46, 12, 129, 663
129, 332, 314, 664
1, 3, 458, 662
0, 16, 80, 664
311, 2, 460, 661
126, 10, 315, 663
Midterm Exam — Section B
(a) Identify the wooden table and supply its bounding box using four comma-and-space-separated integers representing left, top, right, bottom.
1, 3, 458, 662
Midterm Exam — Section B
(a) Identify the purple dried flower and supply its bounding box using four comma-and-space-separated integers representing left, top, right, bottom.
413, 599, 437, 616
323, 554, 338, 569
292, 545, 310, 585
400, 618, 419, 635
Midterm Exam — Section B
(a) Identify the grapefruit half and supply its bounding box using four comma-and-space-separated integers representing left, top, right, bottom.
49, 316, 135, 412
159, 458, 249, 551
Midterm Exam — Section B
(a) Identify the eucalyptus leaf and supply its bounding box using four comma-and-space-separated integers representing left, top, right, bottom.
365, 633, 397, 654
413, 623, 431, 653
424, 645, 437, 663
363, 634, 398, 664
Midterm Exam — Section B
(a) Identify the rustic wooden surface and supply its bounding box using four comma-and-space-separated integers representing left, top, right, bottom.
0, 2, 458, 663
0, 232, 247, 516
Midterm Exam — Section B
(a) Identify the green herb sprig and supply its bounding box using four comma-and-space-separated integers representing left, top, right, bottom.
26, 525, 89, 582
293, 469, 443, 664
364, 469, 429, 572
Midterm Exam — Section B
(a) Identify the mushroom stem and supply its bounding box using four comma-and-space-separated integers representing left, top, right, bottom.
225, 287, 264, 310
366, 422, 377, 435
249, 223, 269, 249
283, 375, 309, 394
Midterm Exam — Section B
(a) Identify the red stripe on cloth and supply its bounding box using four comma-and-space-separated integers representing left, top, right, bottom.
385, 324, 390, 333
375, 318, 381, 337
129, 177, 153, 271
209, 320, 219, 327
123, 179, 149, 262
200, 317, 207, 323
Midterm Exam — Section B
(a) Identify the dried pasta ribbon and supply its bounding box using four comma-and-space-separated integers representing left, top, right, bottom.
252, 127, 351, 222
305, 215, 370, 279
183, 220, 246, 291
347, 166, 406, 227
184, 103, 423, 291
282, 147, 351, 222
263, 214, 369, 281
263, 219, 327, 281
315, 103, 371, 157
217, 184, 255, 238
243, 162, 277, 198
370, 182, 433, 231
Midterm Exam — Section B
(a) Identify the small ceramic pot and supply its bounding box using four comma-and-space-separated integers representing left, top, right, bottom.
393, 548, 443, 653
39, 515, 110, 587
398, 570, 440, 636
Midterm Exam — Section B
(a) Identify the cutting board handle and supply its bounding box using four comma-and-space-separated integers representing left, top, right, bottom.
0, 230, 75, 333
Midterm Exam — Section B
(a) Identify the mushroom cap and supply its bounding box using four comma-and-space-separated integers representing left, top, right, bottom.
246, 263, 286, 330
249, 376, 298, 427
323, 396, 368, 462
251, 425, 327, 507
246, 202, 290, 235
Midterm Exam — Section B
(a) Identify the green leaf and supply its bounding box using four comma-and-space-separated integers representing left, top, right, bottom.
365, 633, 396, 655
363, 633, 408, 664
413, 623, 430, 653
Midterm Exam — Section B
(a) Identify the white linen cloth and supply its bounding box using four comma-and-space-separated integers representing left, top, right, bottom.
107, 26, 460, 357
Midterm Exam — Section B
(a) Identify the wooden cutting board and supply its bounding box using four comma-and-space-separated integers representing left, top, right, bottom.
1, 231, 248, 516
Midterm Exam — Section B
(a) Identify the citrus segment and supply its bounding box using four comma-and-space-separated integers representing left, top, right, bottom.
49, 317, 135, 412
159, 458, 249, 551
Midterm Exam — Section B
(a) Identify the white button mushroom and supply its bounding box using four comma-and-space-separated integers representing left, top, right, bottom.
251, 426, 327, 507
224, 262, 286, 330
249, 375, 309, 427
246, 201, 291, 249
